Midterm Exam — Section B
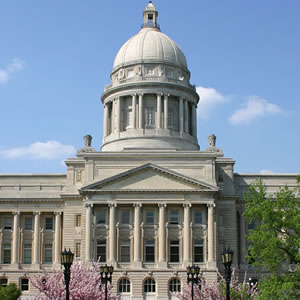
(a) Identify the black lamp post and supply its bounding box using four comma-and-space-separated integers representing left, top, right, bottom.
61, 248, 74, 300
221, 247, 234, 300
99, 264, 114, 300
187, 265, 201, 300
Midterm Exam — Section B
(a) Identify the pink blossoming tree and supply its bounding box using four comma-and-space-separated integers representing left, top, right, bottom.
30, 261, 117, 300
176, 270, 258, 300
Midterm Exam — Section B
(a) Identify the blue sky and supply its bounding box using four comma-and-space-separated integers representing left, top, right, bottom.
0, 0, 299, 174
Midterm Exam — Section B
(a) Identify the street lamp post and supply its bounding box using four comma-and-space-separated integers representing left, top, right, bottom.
99, 264, 114, 300
61, 248, 74, 300
187, 265, 200, 300
221, 247, 234, 300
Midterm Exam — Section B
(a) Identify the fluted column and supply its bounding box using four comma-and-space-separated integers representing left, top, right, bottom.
158, 203, 167, 266
164, 94, 169, 129
109, 203, 117, 264
207, 203, 216, 267
85, 204, 93, 261
54, 212, 61, 264
12, 212, 20, 264
239, 212, 246, 265
103, 103, 108, 137
183, 203, 191, 264
156, 93, 162, 129
133, 203, 142, 267
184, 99, 189, 133
179, 97, 184, 133
115, 97, 121, 133
138, 94, 144, 129
191, 104, 197, 137
33, 212, 40, 264
132, 94, 137, 129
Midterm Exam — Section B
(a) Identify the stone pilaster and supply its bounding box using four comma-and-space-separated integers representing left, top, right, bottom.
239, 212, 247, 267
133, 203, 142, 267
103, 103, 108, 137
184, 99, 189, 133
183, 203, 191, 265
115, 97, 121, 133
158, 203, 167, 267
138, 94, 143, 129
12, 212, 20, 265
33, 212, 40, 266
85, 204, 93, 261
109, 203, 117, 265
54, 212, 62, 265
164, 94, 169, 129
132, 94, 137, 129
207, 203, 216, 268
179, 97, 184, 133
191, 104, 197, 137
156, 93, 162, 129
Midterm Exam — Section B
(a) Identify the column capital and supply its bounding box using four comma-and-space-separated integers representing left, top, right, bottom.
164, 93, 170, 97
138, 93, 144, 96
207, 203, 216, 209
156, 92, 163, 96
158, 203, 167, 208
133, 203, 142, 208
108, 203, 117, 208
131, 93, 137, 97
183, 203, 192, 208
33, 212, 41, 216
54, 211, 62, 216
85, 203, 94, 208
12, 211, 20, 216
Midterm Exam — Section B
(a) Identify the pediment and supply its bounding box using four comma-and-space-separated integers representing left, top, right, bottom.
80, 163, 218, 193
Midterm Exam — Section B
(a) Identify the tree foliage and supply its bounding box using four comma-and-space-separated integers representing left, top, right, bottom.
30, 261, 117, 300
175, 270, 258, 300
0, 283, 22, 300
243, 177, 300, 299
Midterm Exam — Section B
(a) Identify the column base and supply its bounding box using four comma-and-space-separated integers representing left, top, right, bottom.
183, 260, 192, 267
31, 263, 41, 271
158, 261, 168, 268
206, 260, 217, 269
132, 261, 142, 268
11, 263, 20, 269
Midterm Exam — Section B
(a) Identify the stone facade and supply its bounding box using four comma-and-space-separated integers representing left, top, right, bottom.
0, 2, 298, 300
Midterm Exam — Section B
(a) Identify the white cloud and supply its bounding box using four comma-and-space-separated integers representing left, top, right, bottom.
229, 96, 281, 125
196, 86, 231, 119
259, 170, 275, 174
0, 141, 76, 160
0, 58, 24, 84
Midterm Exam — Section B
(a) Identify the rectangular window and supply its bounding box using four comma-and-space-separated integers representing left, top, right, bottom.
75, 215, 82, 227
24, 217, 33, 230
169, 240, 180, 263
120, 210, 130, 225
145, 210, 154, 225
168, 109, 174, 128
145, 240, 155, 262
248, 221, 255, 231
45, 217, 53, 230
4, 217, 12, 230
170, 210, 179, 225
44, 244, 53, 264
194, 211, 202, 224
120, 240, 130, 263
21, 278, 29, 291
0, 278, 8, 287
145, 108, 155, 127
3, 244, 11, 264
75, 242, 81, 258
194, 240, 204, 263
126, 109, 133, 128
127, 69, 134, 78
97, 240, 106, 262
23, 244, 32, 264
96, 210, 106, 224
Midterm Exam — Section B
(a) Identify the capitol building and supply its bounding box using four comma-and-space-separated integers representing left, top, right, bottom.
0, 2, 297, 300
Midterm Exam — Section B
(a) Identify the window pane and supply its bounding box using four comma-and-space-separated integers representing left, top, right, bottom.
21, 279, 29, 291
145, 211, 154, 224
170, 210, 179, 224
96, 211, 106, 224
169, 279, 181, 292
24, 217, 33, 230
3, 244, 11, 264
194, 241, 204, 263
75, 215, 82, 227
144, 279, 155, 293
120, 240, 130, 262
4, 217, 12, 230
75, 242, 81, 258
121, 210, 130, 224
97, 240, 106, 262
0, 278, 8, 287
44, 244, 52, 263
170, 240, 180, 262
119, 279, 130, 293
45, 218, 53, 230
145, 240, 155, 262
24, 244, 32, 264
194, 211, 202, 224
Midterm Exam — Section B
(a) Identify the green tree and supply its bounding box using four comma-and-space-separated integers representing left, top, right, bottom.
0, 283, 22, 300
243, 177, 300, 300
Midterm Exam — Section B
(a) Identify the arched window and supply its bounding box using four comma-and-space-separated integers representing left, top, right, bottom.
118, 278, 130, 293
144, 278, 156, 293
169, 278, 181, 292
0, 278, 8, 287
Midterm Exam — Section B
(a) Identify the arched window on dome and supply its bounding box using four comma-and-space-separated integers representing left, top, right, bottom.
118, 278, 131, 294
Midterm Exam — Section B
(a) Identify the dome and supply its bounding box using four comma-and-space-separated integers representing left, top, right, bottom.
113, 28, 188, 71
